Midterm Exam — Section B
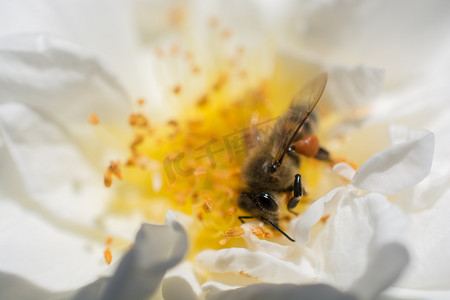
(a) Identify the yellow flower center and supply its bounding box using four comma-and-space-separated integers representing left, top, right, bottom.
95, 21, 347, 260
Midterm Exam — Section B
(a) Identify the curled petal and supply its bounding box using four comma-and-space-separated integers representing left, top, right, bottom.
389, 124, 433, 146
196, 248, 312, 284
351, 126, 434, 194
201, 281, 243, 294
162, 262, 202, 300
98, 212, 188, 300
314, 192, 408, 289
202, 245, 409, 300
162, 276, 199, 300
291, 187, 348, 246
332, 162, 356, 181
395, 188, 450, 289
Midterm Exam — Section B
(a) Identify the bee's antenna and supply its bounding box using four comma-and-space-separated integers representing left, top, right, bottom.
238, 216, 254, 223
262, 218, 296, 242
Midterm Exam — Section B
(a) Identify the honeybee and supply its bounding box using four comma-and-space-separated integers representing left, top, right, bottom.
238, 73, 330, 242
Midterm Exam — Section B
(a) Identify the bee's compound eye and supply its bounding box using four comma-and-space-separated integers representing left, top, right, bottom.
256, 193, 278, 212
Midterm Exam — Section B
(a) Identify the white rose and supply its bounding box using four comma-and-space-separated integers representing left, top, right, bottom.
0, 1, 449, 300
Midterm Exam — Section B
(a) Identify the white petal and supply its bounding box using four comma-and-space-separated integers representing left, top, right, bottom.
0, 33, 133, 228
0, 200, 108, 292
0, 271, 64, 300
278, 47, 384, 112
351, 126, 434, 195
201, 281, 241, 294
137, 5, 276, 120
370, 80, 450, 212
201, 281, 241, 296
384, 287, 450, 300
162, 262, 202, 300
389, 124, 431, 146
205, 282, 356, 300
0, 1, 139, 93
326, 65, 384, 111
0, 102, 107, 225
332, 162, 356, 181
241, 221, 293, 259
314, 192, 408, 289
293, 0, 450, 87
196, 248, 311, 284
135, 0, 185, 40
291, 187, 348, 246
349, 243, 409, 300
395, 188, 450, 290
100, 212, 145, 242
0, 34, 130, 160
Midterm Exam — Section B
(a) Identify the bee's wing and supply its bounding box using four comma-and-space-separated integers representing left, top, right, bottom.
271, 73, 327, 166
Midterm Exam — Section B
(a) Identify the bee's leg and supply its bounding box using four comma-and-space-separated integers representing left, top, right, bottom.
315, 147, 332, 161
261, 217, 295, 242
287, 174, 302, 216
238, 216, 254, 224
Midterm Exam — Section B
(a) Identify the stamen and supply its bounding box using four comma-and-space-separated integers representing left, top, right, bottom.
184, 51, 193, 61
106, 236, 114, 246
104, 248, 112, 265
236, 46, 245, 56
170, 44, 180, 56
130, 134, 144, 154
219, 227, 245, 245
108, 161, 122, 180
194, 168, 207, 177
250, 225, 273, 239
192, 66, 201, 74
173, 84, 182, 94
197, 95, 208, 107
203, 197, 214, 212
104, 171, 112, 188
227, 227, 245, 237
137, 98, 146, 106
129, 113, 149, 127
239, 70, 248, 79
221, 29, 232, 39
168, 8, 184, 26
213, 73, 228, 90
208, 16, 219, 28
88, 113, 99, 125
155, 47, 164, 58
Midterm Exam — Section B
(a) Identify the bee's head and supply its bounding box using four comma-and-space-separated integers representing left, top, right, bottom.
238, 192, 278, 215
